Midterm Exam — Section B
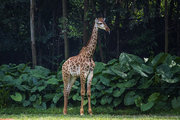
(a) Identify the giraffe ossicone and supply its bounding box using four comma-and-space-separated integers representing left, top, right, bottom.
62, 17, 110, 115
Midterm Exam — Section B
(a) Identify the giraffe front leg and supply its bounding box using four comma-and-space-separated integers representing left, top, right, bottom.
80, 73, 87, 116
87, 71, 93, 115
63, 73, 71, 115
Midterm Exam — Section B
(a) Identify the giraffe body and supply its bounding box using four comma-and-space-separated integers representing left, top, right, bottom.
62, 18, 110, 115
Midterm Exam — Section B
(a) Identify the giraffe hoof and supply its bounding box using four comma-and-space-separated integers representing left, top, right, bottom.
80, 108, 84, 116
88, 109, 93, 115
63, 110, 67, 115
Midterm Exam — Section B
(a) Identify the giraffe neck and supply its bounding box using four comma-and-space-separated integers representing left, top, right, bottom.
84, 23, 98, 58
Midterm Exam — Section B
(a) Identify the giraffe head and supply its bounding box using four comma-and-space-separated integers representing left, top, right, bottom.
95, 18, 110, 33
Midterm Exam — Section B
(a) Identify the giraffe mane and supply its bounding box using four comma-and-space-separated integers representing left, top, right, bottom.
79, 47, 86, 54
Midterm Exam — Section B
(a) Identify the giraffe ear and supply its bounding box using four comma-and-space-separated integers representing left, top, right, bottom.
104, 18, 106, 21
95, 18, 98, 23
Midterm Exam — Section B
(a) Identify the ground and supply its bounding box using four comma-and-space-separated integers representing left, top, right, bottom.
0, 107, 180, 120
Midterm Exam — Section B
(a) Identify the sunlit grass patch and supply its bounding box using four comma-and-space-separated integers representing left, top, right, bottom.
1, 114, 180, 120
1, 107, 180, 120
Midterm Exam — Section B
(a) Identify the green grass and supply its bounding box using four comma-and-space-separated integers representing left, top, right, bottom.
1, 107, 180, 120
1, 114, 180, 120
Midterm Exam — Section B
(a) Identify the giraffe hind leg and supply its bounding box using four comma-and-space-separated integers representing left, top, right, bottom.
87, 71, 93, 115
80, 73, 87, 116
63, 73, 77, 115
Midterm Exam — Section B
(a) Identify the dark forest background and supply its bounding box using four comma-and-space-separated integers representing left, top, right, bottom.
0, 0, 179, 70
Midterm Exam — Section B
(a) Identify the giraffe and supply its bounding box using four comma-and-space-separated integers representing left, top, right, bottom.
62, 17, 110, 115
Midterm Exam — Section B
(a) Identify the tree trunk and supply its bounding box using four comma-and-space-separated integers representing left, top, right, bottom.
30, 0, 37, 68
37, 7, 42, 66
165, 0, 168, 53
154, 0, 161, 53
116, 28, 120, 57
62, 0, 69, 60
57, 1, 61, 64
177, 22, 180, 56
143, 0, 149, 27
52, 11, 56, 70
177, 0, 180, 56
155, 0, 161, 17
91, 0, 96, 18
115, 2, 120, 58
116, 12, 120, 58
83, 0, 89, 46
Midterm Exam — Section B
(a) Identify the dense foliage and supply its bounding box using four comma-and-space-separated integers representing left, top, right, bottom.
0, 64, 63, 109
0, 53, 180, 111
0, 0, 179, 70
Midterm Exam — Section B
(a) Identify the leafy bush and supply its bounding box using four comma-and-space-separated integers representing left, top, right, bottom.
90, 53, 180, 111
0, 53, 180, 111
0, 64, 63, 109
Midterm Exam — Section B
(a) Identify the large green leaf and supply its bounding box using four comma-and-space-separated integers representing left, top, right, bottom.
110, 64, 127, 78
116, 79, 137, 88
94, 62, 105, 75
53, 93, 63, 103
140, 102, 154, 111
10, 92, 23, 102
137, 93, 159, 111
38, 85, 47, 92
119, 53, 144, 65
23, 100, 31, 107
113, 88, 125, 97
138, 78, 153, 89
31, 86, 38, 93
131, 63, 148, 77
3, 75, 14, 83
30, 95, 37, 102
135, 96, 142, 107
95, 84, 105, 90
113, 98, 122, 107
124, 91, 137, 106
83, 100, 88, 106
100, 75, 110, 86
105, 88, 113, 94
107, 97, 113, 104
157, 64, 172, 78
30, 66, 50, 79
0, 64, 10, 72
33, 102, 47, 110
92, 77, 98, 85
106, 59, 118, 66
141, 64, 153, 74
148, 92, 160, 102
21, 85, 30, 90
162, 78, 180, 83
171, 97, 180, 109
72, 93, 81, 101
119, 53, 130, 65
91, 99, 96, 105
157, 64, 179, 83
151, 53, 168, 68
100, 96, 108, 105
43, 94, 55, 101
47, 77, 59, 85
102, 69, 116, 76
16, 64, 26, 72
